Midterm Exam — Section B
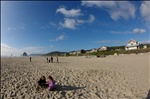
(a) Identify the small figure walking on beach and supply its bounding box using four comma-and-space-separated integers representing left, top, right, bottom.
49, 57, 51, 63
30, 57, 31, 62
56, 56, 59, 63
47, 57, 48, 63
51, 56, 53, 63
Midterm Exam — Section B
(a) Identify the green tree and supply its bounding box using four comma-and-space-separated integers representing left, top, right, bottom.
81, 49, 86, 54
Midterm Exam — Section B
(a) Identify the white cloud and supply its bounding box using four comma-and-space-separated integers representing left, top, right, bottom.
111, 31, 132, 34
96, 40, 125, 44
49, 22, 57, 27
56, 6, 95, 29
56, 7, 82, 17
50, 34, 66, 41
59, 18, 76, 29
81, 1, 116, 8
88, 14, 95, 23
7, 26, 25, 31
1, 43, 52, 56
111, 28, 147, 34
82, 1, 136, 20
7, 27, 16, 31
140, 40, 150, 44
140, 1, 150, 21
59, 15, 95, 29
133, 28, 146, 33
56, 34, 65, 41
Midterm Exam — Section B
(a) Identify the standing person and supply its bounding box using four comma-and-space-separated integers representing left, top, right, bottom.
47, 57, 48, 63
49, 57, 51, 63
30, 57, 31, 62
56, 56, 59, 63
47, 76, 56, 91
51, 56, 53, 63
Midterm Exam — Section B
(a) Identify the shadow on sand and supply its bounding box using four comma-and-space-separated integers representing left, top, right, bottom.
146, 89, 150, 99
55, 85, 85, 91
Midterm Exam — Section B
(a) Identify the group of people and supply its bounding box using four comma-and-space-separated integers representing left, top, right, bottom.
29, 56, 59, 63
37, 75, 56, 91
47, 56, 59, 63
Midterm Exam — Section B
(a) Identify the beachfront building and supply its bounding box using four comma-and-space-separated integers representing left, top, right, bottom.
125, 39, 140, 50
69, 51, 76, 55
86, 50, 91, 53
86, 48, 97, 53
143, 45, 147, 49
76, 50, 81, 54
91, 48, 97, 52
97, 46, 108, 51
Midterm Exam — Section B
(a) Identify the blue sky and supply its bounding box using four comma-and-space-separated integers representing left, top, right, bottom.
1, 1, 150, 56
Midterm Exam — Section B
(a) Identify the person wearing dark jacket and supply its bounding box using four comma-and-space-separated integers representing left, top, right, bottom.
38, 76, 47, 88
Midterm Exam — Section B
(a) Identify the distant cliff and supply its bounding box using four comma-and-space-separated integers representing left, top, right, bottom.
44, 51, 67, 56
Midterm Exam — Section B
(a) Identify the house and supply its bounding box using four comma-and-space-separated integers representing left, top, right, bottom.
86, 48, 97, 53
69, 51, 76, 55
90, 48, 97, 53
125, 39, 140, 50
97, 46, 108, 51
143, 45, 147, 49
85, 50, 91, 53
76, 50, 81, 54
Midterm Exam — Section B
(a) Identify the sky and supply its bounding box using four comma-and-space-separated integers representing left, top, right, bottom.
1, 1, 150, 56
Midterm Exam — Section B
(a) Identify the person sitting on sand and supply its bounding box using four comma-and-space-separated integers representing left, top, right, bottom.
47, 76, 56, 91
38, 76, 47, 88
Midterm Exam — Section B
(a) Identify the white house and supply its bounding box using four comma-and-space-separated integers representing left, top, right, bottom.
97, 46, 107, 51
125, 40, 140, 50
86, 50, 91, 53
86, 48, 97, 54
76, 50, 81, 54
143, 45, 147, 49
90, 48, 97, 53
69, 51, 76, 55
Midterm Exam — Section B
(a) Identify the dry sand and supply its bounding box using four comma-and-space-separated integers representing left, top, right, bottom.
1, 53, 150, 99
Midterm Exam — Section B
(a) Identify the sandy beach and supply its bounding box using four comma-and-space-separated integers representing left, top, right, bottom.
1, 53, 149, 99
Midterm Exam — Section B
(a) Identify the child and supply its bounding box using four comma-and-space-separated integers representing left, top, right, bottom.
38, 76, 47, 88
47, 76, 56, 91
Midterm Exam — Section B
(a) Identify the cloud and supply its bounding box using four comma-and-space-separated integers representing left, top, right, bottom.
7, 26, 25, 31
140, 40, 150, 44
140, 1, 150, 21
133, 28, 146, 33
1, 43, 52, 56
50, 34, 66, 41
111, 28, 147, 34
81, 1, 116, 8
111, 31, 132, 34
59, 18, 76, 29
56, 34, 65, 41
49, 22, 57, 27
59, 15, 95, 29
56, 7, 82, 17
88, 14, 95, 23
82, 1, 136, 20
7, 27, 16, 31
96, 40, 125, 44
56, 6, 95, 30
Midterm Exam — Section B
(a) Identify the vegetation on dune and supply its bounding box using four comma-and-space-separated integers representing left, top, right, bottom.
43, 44, 150, 56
